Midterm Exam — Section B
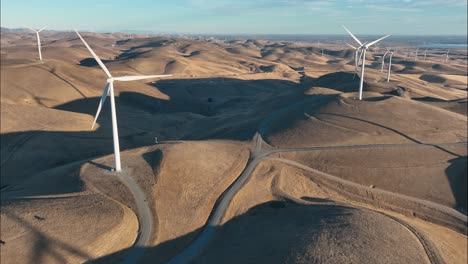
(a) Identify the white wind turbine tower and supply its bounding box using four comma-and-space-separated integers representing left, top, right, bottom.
342, 26, 390, 100
445, 49, 450, 63
381, 49, 390, 72
355, 41, 368, 75
74, 29, 172, 172
317, 41, 324, 56
26, 26, 47, 61
424, 49, 428, 60
386, 50, 394, 82
414, 48, 419, 61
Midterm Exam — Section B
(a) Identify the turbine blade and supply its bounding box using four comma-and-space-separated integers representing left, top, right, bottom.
26, 27, 37, 33
91, 82, 111, 129
38, 26, 48, 32
346, 43, 357, 49
74, 29, 112, 78
342, 26, 363, 46
113, 74, 172, 82
365, 35, 390, 48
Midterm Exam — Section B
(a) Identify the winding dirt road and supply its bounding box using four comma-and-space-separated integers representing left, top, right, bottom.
115, 171, 153, 264
165, 134, 466, 264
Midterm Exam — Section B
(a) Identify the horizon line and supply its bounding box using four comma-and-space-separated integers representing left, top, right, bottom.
2, 27, 468, 38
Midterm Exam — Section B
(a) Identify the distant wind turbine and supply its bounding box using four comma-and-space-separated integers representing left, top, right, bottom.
445, 49, 450, 63
386, 49, 394, 82
381, 49, 390, 72
346, 43, 361, 79
414, 48, 419, 61
424, 49, 428, 60
342, 26, 390, 100
26, 26, 47, 61
317, 41, 323, 56
74, 29, 172, 172
346, 41, 369, 80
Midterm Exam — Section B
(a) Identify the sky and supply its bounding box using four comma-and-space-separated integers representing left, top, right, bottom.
1, 0, 467, 35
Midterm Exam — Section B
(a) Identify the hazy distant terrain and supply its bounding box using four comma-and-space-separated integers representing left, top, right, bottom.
1, 29, 467, 264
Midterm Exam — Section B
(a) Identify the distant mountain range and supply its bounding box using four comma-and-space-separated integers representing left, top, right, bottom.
2, 27, 466, 47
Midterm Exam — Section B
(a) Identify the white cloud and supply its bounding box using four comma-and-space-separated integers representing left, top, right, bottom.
364, 4, 420, 12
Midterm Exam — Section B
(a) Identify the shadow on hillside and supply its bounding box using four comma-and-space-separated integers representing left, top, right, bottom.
79, 58, 113, 67
446, 157, 468, 213
310, 71, 364, 93
326, 49, 354, 58
115, 50, 152, 60
116, 38, 175, 57
86, 201, 354, 264
142, 149, 163, 174
413, 97, 459, 103
420, 74, 446, 83
0, 77, 307, 199
1, 209, 91, 264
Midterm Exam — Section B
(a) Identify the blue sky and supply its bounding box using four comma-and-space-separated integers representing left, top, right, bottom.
1, 0, 467, 35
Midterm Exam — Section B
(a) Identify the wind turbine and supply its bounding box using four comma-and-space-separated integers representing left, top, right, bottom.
346, 41, 369, 80
342, 26, 390, 100
346, 43, 364, 79
26, 26, 47, 61
381, 49, 390, 72
74, 29, 172, 172
346, 43, 360, 79
414, 48, 419, 61
424, 49, 428, 60
445, 50, 449, 63
356, 41, 368, 74
387, 50, 394, 82
317, 41, 323, 56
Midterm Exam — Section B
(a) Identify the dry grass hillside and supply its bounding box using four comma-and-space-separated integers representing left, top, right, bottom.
263, 93, 467, 148
1, 30, 466, 264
